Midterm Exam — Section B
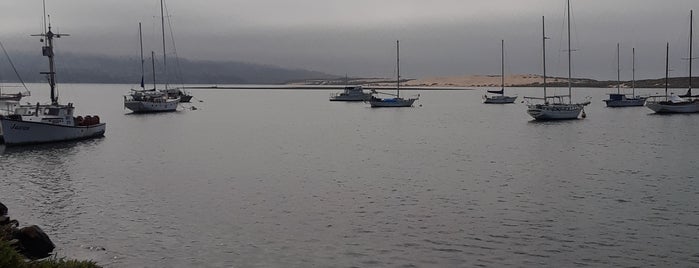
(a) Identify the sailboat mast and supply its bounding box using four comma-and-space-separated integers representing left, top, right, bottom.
139, 23, 145, 89
617, 43, 620, 94
160, 0, 167, 90
632, 47, 636, 96
152, 51, 157, 90
666, 43, 669, 101
396, 40, 400, 98
501, 39, 505, 93
543, 16, 547, 101
567, 0, 572, 104
689, 10, 693, 95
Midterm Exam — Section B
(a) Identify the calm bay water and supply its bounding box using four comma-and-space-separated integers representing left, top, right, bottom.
1, 84, 698, 267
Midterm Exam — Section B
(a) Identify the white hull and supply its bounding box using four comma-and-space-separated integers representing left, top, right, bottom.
370, 98, 416, 107
527, 104, 583, 120
484, 95, 517, 104
0, 119, 105, 145
646, 100, 699, 113
124, 99, 179, 113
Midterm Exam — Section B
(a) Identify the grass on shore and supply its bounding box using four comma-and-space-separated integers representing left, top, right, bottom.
0, 239, 101, 268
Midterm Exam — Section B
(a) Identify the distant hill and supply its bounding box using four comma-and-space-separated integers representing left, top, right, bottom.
0, 52, 337, 84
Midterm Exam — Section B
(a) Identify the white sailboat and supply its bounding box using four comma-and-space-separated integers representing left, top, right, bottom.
646, 10, 699, 113
604, 44, 647, 107
124, 22, 180, 113
524, 2, 589, 120
0, 12, 105, 145
369, 40, 419, 108
0, 41, 30, 102
484, 40, 517, 104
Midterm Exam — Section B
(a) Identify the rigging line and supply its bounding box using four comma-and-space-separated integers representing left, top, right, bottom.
0, 40, 30, 95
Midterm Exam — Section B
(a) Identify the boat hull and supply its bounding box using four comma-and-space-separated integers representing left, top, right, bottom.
329, 95, 371, 101
370, 98, 416, 107
646, 100, 699, 113
124, 99, 179, 113
527, 104, 583, 120
484, 96, 517, 104
179, 95, 193, 103
0, 119, 105, 145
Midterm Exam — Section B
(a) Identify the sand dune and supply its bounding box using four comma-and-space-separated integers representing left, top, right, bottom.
403, 74, 567, 87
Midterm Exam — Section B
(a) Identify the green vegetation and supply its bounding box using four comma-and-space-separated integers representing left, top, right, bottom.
0, 239, 101, 268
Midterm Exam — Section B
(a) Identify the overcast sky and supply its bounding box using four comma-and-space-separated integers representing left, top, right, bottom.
1, 0, 698, 80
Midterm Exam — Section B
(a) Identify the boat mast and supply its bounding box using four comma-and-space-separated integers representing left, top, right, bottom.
32, 1, 68, 105
396, 40, 400, 98
160, 0, 167, 90
152, 51, 157, 90
543, 16, 548, 102
617, 43, 620, 94
632, 47, 635, 96
567, 0, 572, 104
689, 10, 693, 96
666, 43, 669, 101
501, 39, 505, 94
139, 23, 145, 89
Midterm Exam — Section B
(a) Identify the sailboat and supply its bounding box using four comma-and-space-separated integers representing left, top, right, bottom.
124, 22, 180, 113
0, 11, 105, 145
156, 0, 193, 103
484, 40, 517, 104
524, 2, 589, 120
369, 40, 419, 107
604, 44, 647, 107
0, 41, 30, 102
646, 10, 699, 113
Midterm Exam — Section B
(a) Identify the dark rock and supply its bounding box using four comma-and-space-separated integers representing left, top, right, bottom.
0, 202, 7, 216
0, 215, 9, 225
17, 225, 55, 259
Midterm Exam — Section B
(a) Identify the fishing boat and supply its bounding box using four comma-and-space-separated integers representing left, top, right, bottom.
124, 22, 180, 113
484, 40, 517, 104
0, 13, 105, 145
330, 86, 372, 101
524, 2, 589, 120
369, 40, 419, 107
604, 44, 647, 107
646, 10, 699, 113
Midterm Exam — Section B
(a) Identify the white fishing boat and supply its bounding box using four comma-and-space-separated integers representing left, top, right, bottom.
124, 22, 180, 113
369, 40, 419, 108
0, 12, 105, 145
330, 86, 372, 101
524, 3, 589, 120
484, 40, 517, 104
646, 10, 699, 113
604, 44, 647, 107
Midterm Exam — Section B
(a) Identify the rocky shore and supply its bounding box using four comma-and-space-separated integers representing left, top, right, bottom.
0, 201, 100, 268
